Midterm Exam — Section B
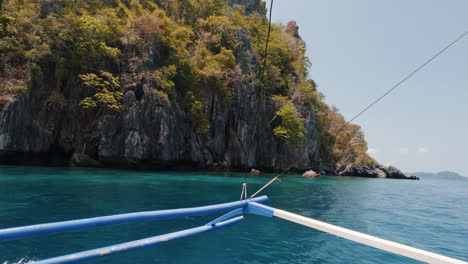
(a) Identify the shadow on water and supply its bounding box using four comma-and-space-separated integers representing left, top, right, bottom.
0, 165, 467, 264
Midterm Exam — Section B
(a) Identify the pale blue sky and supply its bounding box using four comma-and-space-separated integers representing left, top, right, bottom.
264, 0, 468, 175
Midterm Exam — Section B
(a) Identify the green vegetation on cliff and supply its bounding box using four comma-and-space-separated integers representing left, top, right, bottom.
0, 0, 376, 170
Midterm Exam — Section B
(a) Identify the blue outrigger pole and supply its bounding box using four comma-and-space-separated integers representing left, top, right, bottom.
0, 196, 269, 264
0, 196, 268, 241
0, 195, 466, 264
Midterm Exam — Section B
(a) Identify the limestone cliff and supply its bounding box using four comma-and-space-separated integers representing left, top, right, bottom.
0, 29, 320, 171
0, 0, 413, 179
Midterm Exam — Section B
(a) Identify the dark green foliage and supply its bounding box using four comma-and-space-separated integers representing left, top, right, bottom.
79, 71, 123, 112
191, 46, 236, 85
273, 104, 306, 145
151, 89, 170, 106
149, 65, 177, 97
185, 91, 210, 134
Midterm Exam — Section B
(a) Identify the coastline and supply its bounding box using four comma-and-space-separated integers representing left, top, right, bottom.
0, 157, 419, 180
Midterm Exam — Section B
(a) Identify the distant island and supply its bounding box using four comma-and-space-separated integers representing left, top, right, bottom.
412, 171, 467, 180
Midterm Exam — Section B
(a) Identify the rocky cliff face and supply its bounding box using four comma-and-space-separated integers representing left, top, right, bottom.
0, 28, 319, 173
0, 0, 415, 179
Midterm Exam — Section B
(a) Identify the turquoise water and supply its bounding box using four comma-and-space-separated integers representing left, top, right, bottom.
0, 166, 467, 264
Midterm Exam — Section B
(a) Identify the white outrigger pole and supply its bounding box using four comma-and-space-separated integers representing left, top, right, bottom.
248, 175, 464, 263
247, 202, 467, 264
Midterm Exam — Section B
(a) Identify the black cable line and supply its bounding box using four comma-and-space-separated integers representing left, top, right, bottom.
347, 30, 468, 126
260, 0, 274, 82
315, 30, 468, 153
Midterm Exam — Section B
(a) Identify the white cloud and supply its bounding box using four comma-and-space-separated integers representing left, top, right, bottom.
367, 148, 378, 155
417, 147, 430, 153
399, 147, 409, 155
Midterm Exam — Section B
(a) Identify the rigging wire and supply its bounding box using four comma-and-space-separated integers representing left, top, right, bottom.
345, 30, 468, 126
242, 0, 275, 198
260, 0, 274, 82
250, 166, 291, 198
250, 26, 468, 197
312, 29, 468, 155
240, 171, 248, 200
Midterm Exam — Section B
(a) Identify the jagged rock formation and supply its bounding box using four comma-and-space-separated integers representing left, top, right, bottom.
0, 47, 321, 171
339, 164, 418, 180
0, 0, 414, 179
